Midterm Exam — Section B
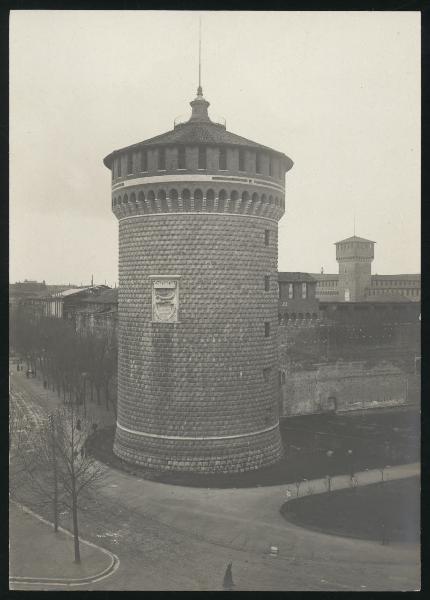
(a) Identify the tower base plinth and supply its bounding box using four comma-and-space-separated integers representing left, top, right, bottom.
113, 426, 283, 474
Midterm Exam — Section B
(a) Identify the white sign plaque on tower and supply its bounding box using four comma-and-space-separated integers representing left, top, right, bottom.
150, 275, 180, 323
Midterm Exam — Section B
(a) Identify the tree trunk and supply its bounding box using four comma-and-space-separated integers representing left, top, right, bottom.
50, 418, 58, 533
96, 386, 101, 406
105, 383, 109, 411
71, 489, 81, 563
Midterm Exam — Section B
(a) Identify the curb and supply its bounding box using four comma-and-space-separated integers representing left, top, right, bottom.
9, 501, 120, 588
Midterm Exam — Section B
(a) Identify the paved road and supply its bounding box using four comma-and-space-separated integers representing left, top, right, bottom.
9, 370, 420, 591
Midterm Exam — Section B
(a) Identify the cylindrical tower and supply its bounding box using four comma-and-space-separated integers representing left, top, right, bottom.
103, 88, 294, 473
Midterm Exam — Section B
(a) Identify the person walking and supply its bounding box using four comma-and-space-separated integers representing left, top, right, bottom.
223, 562, 234, 590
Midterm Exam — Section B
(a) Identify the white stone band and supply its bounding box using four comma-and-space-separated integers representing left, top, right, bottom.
112, 173, 285, 194
118, 212, 278, 223
116, 420, 279, 441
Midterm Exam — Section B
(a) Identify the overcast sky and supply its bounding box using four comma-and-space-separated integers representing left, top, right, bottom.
10, 10, 420, 286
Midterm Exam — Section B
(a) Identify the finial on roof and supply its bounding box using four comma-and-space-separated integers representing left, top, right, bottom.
198, 16, 202, 96
188, 16, 211, 122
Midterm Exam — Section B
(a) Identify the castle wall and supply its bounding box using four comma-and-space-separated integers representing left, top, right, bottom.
280, 362, 410, 417
278, 314, 420, 418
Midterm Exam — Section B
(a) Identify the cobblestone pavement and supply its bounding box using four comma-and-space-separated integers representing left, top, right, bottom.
9, 367, 420, 591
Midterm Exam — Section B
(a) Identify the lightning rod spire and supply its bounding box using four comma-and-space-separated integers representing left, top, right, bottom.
198, 16, 202, 96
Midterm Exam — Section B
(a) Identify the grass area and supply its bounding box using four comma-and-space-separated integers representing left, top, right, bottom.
280, 476, 420, 543
9, 502, 112, 580
87, 408, 419, 488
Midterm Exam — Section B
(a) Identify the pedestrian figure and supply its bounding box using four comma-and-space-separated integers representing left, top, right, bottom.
223, 562, 234, 590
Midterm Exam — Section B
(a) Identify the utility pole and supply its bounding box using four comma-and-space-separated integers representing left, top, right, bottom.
49, 414, 58, 533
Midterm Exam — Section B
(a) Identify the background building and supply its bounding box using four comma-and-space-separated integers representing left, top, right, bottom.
335, 235, 375, 302
312, 235, 421, 303
278, 272, 319, 324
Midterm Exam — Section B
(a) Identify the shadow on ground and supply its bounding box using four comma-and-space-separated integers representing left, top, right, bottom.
88, 409, 419, 488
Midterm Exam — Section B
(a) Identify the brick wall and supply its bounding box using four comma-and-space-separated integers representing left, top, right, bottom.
114, 213, 283, 472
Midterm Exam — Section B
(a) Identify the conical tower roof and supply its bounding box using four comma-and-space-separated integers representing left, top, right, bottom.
103, 87, 293, 170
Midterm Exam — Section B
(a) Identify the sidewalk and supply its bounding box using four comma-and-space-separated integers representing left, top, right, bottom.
9, 501, 119, 588
284, 461, 419, 499
98, 458, 420, 561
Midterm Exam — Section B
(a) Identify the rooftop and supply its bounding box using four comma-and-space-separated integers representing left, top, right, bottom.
371, 274, 421, 280
278, 272, 317, 283
311, 273, 338, 280
82, 288, 118, 304
104, 87, 293, 169
335, 235, 376, 245
52, 285, 110, 298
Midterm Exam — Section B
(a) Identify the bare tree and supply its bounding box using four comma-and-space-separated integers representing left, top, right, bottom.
9, 396, 36, 496
15, 404, 106, 564
12, 307, 118, 419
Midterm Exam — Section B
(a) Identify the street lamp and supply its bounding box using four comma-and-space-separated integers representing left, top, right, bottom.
81, 372, 88, 418
347, 449, 354, 478
326, 450, 334, 493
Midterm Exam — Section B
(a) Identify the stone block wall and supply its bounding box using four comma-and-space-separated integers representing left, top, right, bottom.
114, 212, 283, 472
279, 361, 410, 417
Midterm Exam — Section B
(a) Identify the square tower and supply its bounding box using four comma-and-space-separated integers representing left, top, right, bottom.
336, 236, 375, 301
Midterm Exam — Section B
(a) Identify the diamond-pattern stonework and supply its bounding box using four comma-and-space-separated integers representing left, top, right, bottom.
114, 213, 284, 472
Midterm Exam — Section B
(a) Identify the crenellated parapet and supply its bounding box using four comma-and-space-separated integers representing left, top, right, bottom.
112, 182, 285, 221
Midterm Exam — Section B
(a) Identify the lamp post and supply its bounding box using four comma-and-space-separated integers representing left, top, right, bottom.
326, 449, 334, 493
81, 372, 88, 418
347, 449, 354, 479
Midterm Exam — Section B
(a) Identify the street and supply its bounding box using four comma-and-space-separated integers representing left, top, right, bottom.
9, 368, 420, 591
